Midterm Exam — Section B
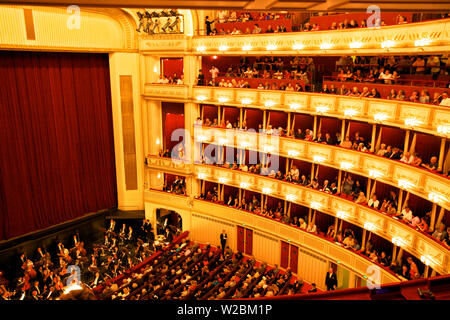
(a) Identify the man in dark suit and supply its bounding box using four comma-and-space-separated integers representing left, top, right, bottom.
220, 230, 228, 255
325, 267, 338, 291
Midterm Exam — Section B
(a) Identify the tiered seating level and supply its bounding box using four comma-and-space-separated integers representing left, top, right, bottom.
143, 86, 450, 139
145, 189, 403, 285
146, 158, 450, 276
142, 18, 450, 285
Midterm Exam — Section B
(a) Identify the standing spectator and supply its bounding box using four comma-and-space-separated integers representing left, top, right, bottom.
428, 55, 441, 80
220, 230, 228, 255
325, 268, 337, 291
209, 66, 219, 82
205, 16, 214, 35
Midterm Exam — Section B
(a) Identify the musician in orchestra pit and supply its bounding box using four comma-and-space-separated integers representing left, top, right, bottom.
104, 234, 110, 246
127, 226, 133, 241
119, 223, 126, 238
90, 271, 104, 287
108, 219, 116, 233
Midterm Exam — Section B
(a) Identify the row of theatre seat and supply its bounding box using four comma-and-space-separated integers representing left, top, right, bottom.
93, 230, 307, 300
256, 274, 450, 300
323, 80, 449, 100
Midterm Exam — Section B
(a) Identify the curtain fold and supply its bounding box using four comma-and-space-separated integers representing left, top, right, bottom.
0, 51, 117, 241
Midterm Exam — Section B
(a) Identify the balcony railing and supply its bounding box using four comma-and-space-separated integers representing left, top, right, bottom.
190, 19, 450, 56
143, 84, 450, 138
195, 126, 450, 212
144, 156, 450, 275
191, 164, 450, 275
144, 188, 404, 284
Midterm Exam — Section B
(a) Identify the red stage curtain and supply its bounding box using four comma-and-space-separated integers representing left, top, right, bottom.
164, 113, 185, 152
0, 51, 117, 241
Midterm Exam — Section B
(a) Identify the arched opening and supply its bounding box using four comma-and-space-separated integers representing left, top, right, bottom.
156, 208, 182, 241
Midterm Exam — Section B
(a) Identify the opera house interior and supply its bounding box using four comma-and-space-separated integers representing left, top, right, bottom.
0, 0, 450, 305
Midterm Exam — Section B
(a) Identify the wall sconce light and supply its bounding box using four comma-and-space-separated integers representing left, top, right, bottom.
381, 40, 396, 48
340, 162, 354, 170
320, 43, 333, 50
218, 177, 228, 184
288, 150, 299, 157
293, 43, 304, 50
262, 187, 272, 194
196, 95, 207, 101
415, 38, 432, 47
316, 106, 329, 113
344, 109, 358, 117
264, 100, 275, 107
337, 211, 348, 219
369, 169, 383, 179
289, 103, 301, 110
404, 118, 422, 127
398, 179, 414, 190
218, 97, 229, 103
196, 46, 206, 52
428, 192, 447, 204
420, 255, 437, 266
310, 201, 322, 210
349, 42, 363, 49
392, 236, 406, 247
286, 194, 297, 202
364, 222, 377, 231
313, 155, 326, 163
437, 125, 449, 135
219, 45, 229, 51
241, 98, 252, 105
242, 44, 252, 51
240, 182, 249, 189
197, 173, 207, 179
266, 44, 277, 51
374, 113, 388, 122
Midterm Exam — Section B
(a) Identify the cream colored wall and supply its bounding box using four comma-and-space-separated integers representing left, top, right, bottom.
0, 5, 135, 51
109, 52, 144, 210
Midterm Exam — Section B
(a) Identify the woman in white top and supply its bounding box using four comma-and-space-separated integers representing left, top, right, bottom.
367, 194, 379, 209
400, 151, 413, 164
